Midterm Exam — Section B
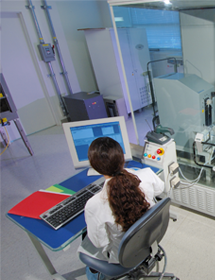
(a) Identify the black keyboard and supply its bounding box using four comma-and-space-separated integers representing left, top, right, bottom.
40, 177, 105, 230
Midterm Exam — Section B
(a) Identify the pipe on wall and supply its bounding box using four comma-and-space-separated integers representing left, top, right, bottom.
26, 0, 67, 116
41, 0, 73, 96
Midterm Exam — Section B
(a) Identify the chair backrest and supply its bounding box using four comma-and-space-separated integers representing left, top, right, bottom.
118, 197, 171, 268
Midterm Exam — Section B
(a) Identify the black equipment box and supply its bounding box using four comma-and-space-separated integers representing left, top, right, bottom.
63, 92, 107, 122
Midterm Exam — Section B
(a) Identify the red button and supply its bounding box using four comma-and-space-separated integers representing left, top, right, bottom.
152, 155, 156, 159
157, 149, 161, 154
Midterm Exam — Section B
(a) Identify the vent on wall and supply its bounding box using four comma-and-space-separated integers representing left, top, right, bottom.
171, 183, 215, 217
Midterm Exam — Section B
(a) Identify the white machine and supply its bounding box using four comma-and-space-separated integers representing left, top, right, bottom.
153, 73, 214, 154
141, 125, 179, 192
143, 138, 180, 194
141, 129, 180, 222
83, 27, 152, 114
152, 73, 215, 217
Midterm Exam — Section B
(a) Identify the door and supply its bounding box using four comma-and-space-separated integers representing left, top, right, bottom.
0, 12, 56, 140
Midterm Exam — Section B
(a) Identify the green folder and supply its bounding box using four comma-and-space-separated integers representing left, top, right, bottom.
46, 184, 76, 195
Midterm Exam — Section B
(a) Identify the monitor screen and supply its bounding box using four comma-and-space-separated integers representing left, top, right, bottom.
62, 116, 132, 169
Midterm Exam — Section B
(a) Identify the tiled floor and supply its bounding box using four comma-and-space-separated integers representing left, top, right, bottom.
1, 121, 215, 280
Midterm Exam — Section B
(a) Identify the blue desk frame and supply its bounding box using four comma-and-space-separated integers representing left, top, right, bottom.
6, 161, 159, 280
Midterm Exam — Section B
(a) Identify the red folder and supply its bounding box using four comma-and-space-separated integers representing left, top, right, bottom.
8, 191, 70, 219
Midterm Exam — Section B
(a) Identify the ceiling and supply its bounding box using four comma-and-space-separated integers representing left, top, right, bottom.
112, 0, 215, 11
152, 1, 215, 10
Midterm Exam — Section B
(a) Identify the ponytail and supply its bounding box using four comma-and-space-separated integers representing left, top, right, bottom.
107, 169, 150, 232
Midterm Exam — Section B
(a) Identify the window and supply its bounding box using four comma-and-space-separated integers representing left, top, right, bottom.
114, 7, 181, 49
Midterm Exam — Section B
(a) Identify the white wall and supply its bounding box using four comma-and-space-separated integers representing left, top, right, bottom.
180, 9, 215, 87
55, 0, 112, 92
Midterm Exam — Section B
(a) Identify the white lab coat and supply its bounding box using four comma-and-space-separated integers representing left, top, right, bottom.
78, 167, 164, 263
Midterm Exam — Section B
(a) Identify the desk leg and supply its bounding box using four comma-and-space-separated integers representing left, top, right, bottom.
27, 233, 67, 280
14, 119, 34, 156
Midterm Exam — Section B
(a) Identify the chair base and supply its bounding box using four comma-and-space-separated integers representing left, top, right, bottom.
135, 271, 179, 279
110, 272, 179, 280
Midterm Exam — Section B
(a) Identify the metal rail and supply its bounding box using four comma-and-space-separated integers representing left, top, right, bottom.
41, 0, 73, 95
147, 57, 178, 117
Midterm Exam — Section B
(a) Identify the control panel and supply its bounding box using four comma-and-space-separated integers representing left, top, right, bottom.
143, 143, 165, 164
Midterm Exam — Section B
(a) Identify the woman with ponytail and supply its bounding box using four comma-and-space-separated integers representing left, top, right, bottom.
78, 137, 164, 279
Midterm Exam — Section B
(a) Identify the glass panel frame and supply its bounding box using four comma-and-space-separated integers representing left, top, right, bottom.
108, 1, 215, 195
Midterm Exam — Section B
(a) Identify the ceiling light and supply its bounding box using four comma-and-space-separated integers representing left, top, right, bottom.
163, 0, 172, 5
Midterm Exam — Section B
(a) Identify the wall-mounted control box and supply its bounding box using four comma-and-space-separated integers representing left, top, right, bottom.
38, 43, 55, 62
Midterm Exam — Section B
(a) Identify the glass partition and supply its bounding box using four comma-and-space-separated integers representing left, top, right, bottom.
110, 1, 215, 188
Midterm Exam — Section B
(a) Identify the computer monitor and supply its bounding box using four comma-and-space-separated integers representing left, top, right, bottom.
62, 116, 132, 169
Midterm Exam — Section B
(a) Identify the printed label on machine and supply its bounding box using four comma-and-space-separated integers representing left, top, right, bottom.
159, 136, 168, 142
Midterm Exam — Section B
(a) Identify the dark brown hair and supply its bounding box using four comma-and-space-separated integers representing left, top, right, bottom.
88, 137, 150, 231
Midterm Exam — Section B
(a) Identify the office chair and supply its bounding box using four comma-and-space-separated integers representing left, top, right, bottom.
79, 197, 179, 280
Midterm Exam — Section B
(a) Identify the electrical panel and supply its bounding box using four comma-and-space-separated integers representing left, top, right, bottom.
38, 43, 55, 62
